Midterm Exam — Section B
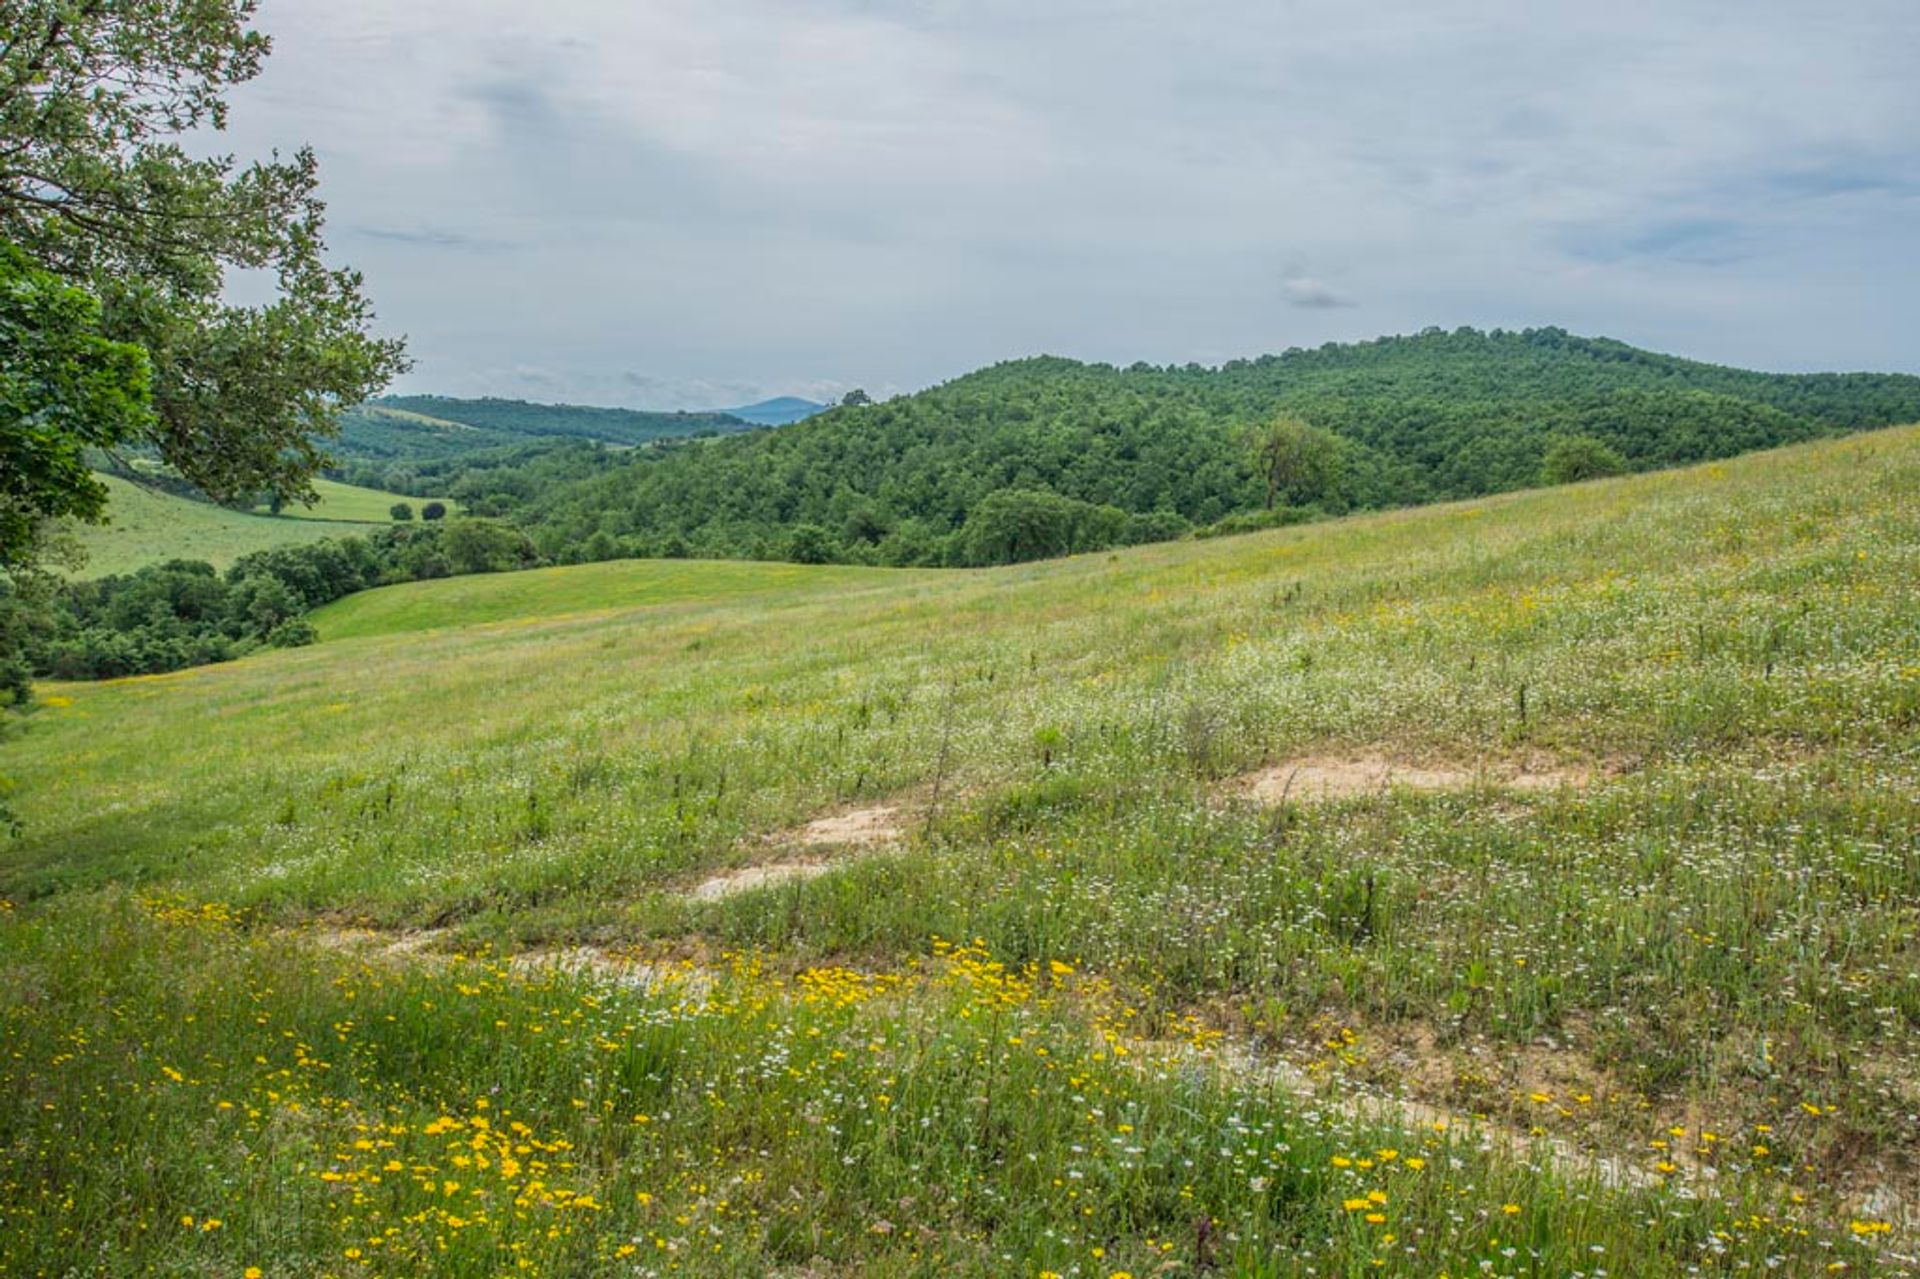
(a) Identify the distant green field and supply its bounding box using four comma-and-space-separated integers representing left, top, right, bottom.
256, 476, 458, 524
68, 475, 458, 578
67, 475, 388, 578
311, 557, 932, 641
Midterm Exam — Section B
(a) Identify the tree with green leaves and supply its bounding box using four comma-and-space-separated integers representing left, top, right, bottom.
1540, 433, 1628, 485
0, 240, 151, 829
1244, 414, 1342, 511
0, 0, 407, 572
0, 244, 153, 574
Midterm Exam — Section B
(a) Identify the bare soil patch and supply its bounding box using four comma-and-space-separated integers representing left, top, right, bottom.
1238, 753, 1593, 803
683, 800, 917, 903
792, 804, 907, 848
689, 861, 833, 902
306, 925, 449, 958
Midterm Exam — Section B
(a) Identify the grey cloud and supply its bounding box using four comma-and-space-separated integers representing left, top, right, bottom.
1284, 278, 1356, 310
357, 226, 511, 251
214, 0, 1920, 404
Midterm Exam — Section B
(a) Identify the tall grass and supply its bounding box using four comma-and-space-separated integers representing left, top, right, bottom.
3, 427, 1917, 1273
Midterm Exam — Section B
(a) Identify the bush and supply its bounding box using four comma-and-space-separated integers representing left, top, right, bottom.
443, 519, 538, 575
421, 501, 448, 521
1540, 434, 1628, 485
784, 523, 838, 565
390, 502, 414, 521
954, 489, 1133, 566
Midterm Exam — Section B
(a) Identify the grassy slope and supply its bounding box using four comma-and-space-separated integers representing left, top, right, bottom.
258, 476, 459, 524
66, 475, 389, 578
311, 557, 931, 641
5, 428, 1918, 1276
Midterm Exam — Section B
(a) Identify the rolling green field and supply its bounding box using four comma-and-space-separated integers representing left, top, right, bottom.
311, 557, 930, 642
4, 429, 1918, 1276
66, 475, 390, 578
254, 477, 460, 524
67, 476, 460, 579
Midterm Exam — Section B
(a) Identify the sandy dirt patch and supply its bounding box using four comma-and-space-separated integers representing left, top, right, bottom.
792, 804, 907, 848
688, 861, 834, 902
1239, 754, 1593, 803
682, 801, 916, 903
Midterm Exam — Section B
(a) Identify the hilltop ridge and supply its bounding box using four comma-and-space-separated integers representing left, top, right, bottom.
503, 326, 1920, 566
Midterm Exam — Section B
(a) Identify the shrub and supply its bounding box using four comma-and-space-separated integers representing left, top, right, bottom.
1540, 434, 1628, 485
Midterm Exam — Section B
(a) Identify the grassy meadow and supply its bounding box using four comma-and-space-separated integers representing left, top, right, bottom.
66, 476, 456, 580
3, 428, 1917, 1276
253, 477, 461, 525
65, 475, 392, 578
311, 558, 930, 643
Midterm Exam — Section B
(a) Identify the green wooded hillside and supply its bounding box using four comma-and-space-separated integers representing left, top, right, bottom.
331, 405, 530, 463
510, 327, 1920, 566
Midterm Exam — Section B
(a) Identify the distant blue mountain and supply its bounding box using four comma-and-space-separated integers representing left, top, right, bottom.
721, 397, 828, 426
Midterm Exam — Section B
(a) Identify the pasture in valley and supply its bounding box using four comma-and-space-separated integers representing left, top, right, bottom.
65, 476, 454, 580
63, 476, 389, 579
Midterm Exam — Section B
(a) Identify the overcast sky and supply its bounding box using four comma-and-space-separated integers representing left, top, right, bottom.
216, 1, 1920, 409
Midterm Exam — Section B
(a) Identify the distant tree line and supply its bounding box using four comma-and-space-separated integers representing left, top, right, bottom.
25, 325, 1920, 685
327, 438, 620, 515
473, 327, 1920, 568
15, 520, 537, 680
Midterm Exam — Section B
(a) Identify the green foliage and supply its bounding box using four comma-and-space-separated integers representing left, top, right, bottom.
1245, 413, 1343, 510
1541, 432, 1630, 484
0, 246, 153, 572
0, 0, 405, 524
954, 489, 1129, 565
782, 522, 837, 565
329, 437, 621, 520
389, 502, 413, 521
332, 405, 531, 465
421, 501, 447, 522
441, 518, 539, 576
509, 327, 1920, 568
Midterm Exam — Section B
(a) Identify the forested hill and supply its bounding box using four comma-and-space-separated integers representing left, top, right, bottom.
506, 326, 1920, 567
329, 397, 764, 491
372, 395, 754, 446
